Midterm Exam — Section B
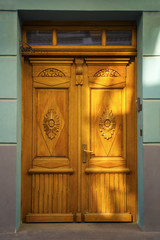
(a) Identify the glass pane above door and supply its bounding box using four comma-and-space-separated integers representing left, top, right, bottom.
26, 31, 53, 45
57, 31, 102, 45
106, 31, 132, 45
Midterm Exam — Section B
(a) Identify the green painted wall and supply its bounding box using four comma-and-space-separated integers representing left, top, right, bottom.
0, 11, 17, 55
143, 12, 160, 56
137, 14, 144, 230
142, 12, 160, 231
143, 57, 160, 99
143, 12, 160, 143
0, 11, 18, 232
16, 15, 22, 231
0, 58, 17, 98
1, 0, 160, 11
143, 101, 160, 142
0, 101, 17, 143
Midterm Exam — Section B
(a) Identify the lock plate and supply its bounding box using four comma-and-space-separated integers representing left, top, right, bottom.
82, 144, 87, 163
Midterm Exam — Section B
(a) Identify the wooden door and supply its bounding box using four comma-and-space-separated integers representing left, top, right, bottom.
22, 57, 137, 223
81, 58, 137, 222
22, 58, 78, 222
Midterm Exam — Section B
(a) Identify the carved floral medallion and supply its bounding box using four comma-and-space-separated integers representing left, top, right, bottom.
99, 108, 116, 140
38, 68, 65, 77
43, 109, 60, 140
94, 69, 120, 77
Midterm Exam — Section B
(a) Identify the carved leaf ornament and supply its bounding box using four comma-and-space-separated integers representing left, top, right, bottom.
43, 109, 60, 140
38, 68, 65, 77
94, 69, 120, 77
99, 108, 116, 140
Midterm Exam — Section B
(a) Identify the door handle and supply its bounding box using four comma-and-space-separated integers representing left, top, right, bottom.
82, 144, 93, 163
83, 149, 93, 153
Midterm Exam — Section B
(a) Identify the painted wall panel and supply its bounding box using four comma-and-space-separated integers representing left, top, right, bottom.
16, 16, 22, 231
0, 57, 17, 99
0, 145, 16, 232
143, 144, 160, 231
143, 12, 160, 56
0, 101, 17, 143
137, 14, 144, 230
143, 57, 160, 99
1, 0, 160, 11
0, 11, 17, 55
143, 100, 160, 143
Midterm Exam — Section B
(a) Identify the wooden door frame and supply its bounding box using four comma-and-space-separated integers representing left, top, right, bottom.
21, 21, 137, 223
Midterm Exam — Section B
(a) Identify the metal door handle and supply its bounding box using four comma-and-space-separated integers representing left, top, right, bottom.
82, 144, 93, 163
83, 149, 93, 153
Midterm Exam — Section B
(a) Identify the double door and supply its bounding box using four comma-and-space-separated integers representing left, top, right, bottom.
22, 57, 137, 223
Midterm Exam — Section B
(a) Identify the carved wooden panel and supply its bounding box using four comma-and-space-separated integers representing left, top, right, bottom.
31, 174, 70, 214
75, 58, 84, 85
94, 69, 120, 77
88, 173, 127, 213
91, 89, 123, 157
87, 65, 126, 78
99, 108, 116, 140
32, 64, 71, 78
35, 89, 68, 157
38, 68, 65, 77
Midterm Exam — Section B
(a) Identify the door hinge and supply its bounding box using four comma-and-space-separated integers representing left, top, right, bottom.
136, 97, 142, 112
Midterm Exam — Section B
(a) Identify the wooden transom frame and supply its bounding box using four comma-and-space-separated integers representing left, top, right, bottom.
22, 21, 137, 56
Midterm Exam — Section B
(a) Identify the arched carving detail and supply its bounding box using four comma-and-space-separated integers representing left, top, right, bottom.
38, 68, 65, 77
94, 69, 120, 77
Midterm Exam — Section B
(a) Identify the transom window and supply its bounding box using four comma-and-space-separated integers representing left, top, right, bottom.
22, 22, 136, 55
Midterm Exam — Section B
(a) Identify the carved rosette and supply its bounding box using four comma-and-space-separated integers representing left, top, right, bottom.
43, 109, 60, 140
94, 69, 120, 77
99, 108, 116, 140
38, 68, 65, 77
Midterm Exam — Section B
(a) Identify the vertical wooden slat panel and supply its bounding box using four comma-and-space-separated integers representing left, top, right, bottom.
105, 173, 110, 213
58, 174, 62, 213
121, 174, 125, 212
44, 174, 48, 213
66, 174, 69, 213
53, 174, 57, 213
99, 174, 102, 213
92, 174, 96, 213
39, 174, 44, 213
91, 175, 93, 212
32, 175, 35, 213
115, 173, 119, 213
48, 174, 52, 213
89, 174, 92, 213
119, 173, 123, 213
101, 174, 105, 213
109, 174, 113, 213
62, 174, 67, 213
124, 174, 127, 212
34, 174, 39, 213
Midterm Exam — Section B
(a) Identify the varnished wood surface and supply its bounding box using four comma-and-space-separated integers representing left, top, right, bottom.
26, 213, 74, 222
81, 58, 136, 222
22, 56, 137, 223
28, 168, 74, 174
85, 168, 130, 173
84, 213, 132, 222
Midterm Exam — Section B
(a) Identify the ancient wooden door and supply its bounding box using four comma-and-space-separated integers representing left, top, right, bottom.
22, 57, 137, 223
